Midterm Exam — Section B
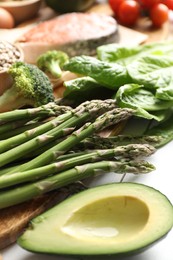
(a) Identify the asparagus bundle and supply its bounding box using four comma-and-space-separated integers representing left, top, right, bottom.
0, 159, 155, 209
0, 99, 157, 209
0, 144, 155, 188
6, 106, 134, 173
0, 99, 117, 166
0, 102, 72, 140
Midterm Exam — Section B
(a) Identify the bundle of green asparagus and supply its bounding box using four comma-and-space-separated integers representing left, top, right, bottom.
0, 99, 157, 209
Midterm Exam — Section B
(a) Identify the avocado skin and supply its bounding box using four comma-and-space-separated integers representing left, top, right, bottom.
17, 183, 173, 257
18, 233, 169, 259
45, 0, 96, 13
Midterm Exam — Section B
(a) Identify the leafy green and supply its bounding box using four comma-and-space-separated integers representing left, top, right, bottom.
115, 83, 173, 111
114, 84, 173, 121
127, 55, 173, 100
97, 41, 173, 65
63, 77, 113, 105
63, 55, 131, 89
64, 42, 173, 121
64, 54, 173, 102
144, 112, 173, 147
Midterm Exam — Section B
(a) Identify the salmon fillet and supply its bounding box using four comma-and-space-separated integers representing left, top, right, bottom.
17, 12, 118, 62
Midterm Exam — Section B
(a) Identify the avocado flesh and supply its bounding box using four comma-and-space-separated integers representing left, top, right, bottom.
18, 183, 173, 256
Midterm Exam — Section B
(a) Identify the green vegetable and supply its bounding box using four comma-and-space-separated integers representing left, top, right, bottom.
0, 103, 72, 139
7, 106, 133, 173
97, 41, 173, 65
97, 42, 173, 101
0, 102, 70, 123
115, 84, 173, 120
2, 100, 117, 171
0, 144, 155, 188
63, 76, 114, 105
127, 55, 173, 101
17, 183, 173, 256
0, 160, 154, 209
74, 134, 163, 150
0, 108, 73, 154
0, 62, 54, 112
63, 55, 130, 89
144, 112, 173, 148
37, 50, 69, 78
0, 121, 43, 141
64, 53, 173, 114
64, 54, 173, 101
0, 119, 30, 136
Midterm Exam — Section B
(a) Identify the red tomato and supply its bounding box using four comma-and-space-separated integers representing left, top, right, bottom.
150, 3, 169, 26
161, 0, 173, 9
140, 0, 161, 9
117, 0, 140, 26
108, 0, 124, 15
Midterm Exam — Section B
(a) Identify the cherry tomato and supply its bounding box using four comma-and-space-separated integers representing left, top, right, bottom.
150, 3, 169, 26
161, 0, 173, 10
108, 0, 124, 15
140, 0, 161, 9
117, 0, 140, 26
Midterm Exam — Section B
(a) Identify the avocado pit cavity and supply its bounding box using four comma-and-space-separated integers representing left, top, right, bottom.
62, 196, 149, 242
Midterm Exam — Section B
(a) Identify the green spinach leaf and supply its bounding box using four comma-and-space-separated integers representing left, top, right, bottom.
127, 55, 173, 100
63, 55, 131, 89
63, 77, 113, 105
114, 84, 173, 120
97, 41, 173, 65
145, 112, 173, 147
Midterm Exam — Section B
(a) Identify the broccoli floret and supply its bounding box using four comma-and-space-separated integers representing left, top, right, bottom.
0, 62, 54, 112
37, 50, 69, 78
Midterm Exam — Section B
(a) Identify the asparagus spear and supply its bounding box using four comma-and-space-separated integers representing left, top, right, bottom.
0, 164, 21, 176
0, 159, 155, 209
0, 100, 117, 167
0, 150, 83, 176
0, 102, 71, 124
7, 107, 134, 173
0, 103, 72, 137
0, 111, 72, 154
0, 121, 42, 140
0, 144, 155, 188
0, 119, 31, 136
0, 99, 116, 153
75, 134, 163, 150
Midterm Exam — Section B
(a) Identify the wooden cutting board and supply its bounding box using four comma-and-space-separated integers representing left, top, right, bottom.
0, 2, 172, 250
0, 183, 86, 250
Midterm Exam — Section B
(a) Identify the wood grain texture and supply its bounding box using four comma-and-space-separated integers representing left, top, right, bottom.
0, 183, 85, 249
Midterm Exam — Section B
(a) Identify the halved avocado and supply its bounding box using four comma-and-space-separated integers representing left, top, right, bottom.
18, 183, 173, 257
